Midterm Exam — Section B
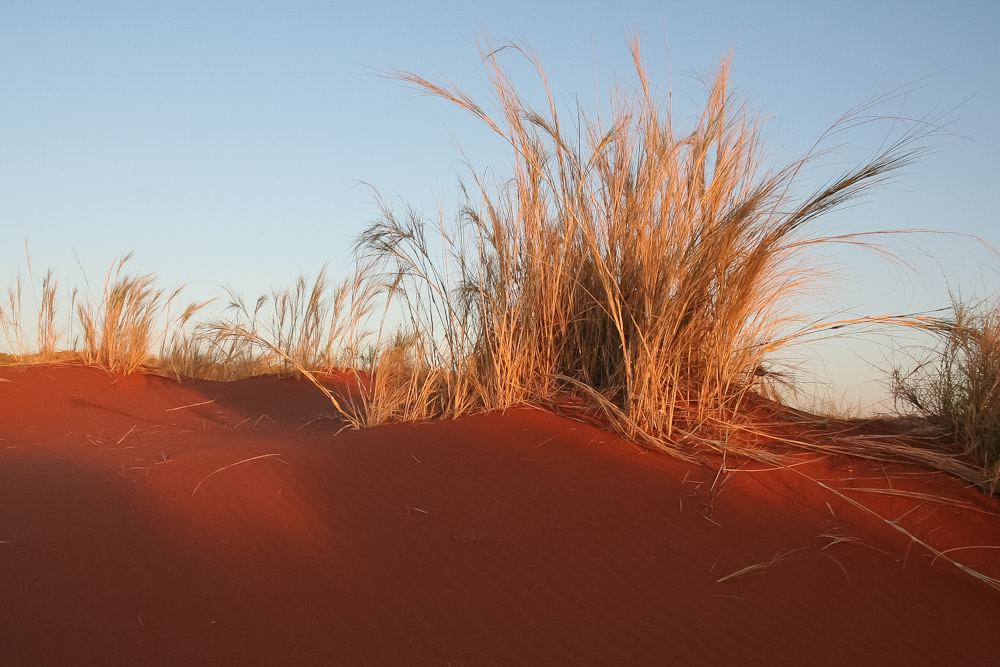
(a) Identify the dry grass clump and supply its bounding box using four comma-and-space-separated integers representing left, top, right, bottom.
891, 294, 1000, 486
196, 266, 379, 381
0, 250, 74, 362
185, 267, 387, 426
0, 274, 28, 361
353, 202, 486, 424
77, 253, 210, 375
36, 267, 60, 356
357, 37, 939, 456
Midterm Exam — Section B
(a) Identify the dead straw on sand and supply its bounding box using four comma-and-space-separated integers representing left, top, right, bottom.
165, 399, 216, 412
699, 416, 1000, 591
191, 454, 288, 497
717, 549, 803, 583
786, 465, 1000, 592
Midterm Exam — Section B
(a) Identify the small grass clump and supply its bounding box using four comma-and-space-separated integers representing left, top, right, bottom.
77, 253, 210, 375
0, 249, 75, 364
201, 266, 378, 376
0, 274, 28, 361
892, 295, 1000, 485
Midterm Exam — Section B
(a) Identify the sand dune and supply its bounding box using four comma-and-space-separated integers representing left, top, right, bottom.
2, 363, 999, 666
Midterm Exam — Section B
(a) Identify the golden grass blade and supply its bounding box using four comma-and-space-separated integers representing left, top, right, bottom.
191, 453, 287, 496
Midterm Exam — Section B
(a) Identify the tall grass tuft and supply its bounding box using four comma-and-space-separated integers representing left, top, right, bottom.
356, 38, 939, 452
354, 199, 485, 424
891, 295, 1000, 484
0, 249, 73, 362
77, 253, 210, 375
0, 275, 27, 361
37, 268, 60, 356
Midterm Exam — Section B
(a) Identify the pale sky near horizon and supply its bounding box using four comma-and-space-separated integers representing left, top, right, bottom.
1, 1, 998, 410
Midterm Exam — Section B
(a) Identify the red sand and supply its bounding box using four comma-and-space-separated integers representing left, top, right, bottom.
2, 363, 1000, 666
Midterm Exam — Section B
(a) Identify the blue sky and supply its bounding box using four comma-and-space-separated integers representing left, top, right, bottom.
1, 1, 998, 408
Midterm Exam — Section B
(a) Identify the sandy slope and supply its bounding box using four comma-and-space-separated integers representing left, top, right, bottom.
1, 363, 999, 666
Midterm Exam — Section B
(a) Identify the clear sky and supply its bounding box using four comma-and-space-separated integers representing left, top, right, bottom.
1, 1, 998, 409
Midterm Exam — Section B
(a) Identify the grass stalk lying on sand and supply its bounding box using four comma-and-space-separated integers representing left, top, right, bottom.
717, 549, 802, 583
788, 464, 1000, 592
191, 453, 288, 496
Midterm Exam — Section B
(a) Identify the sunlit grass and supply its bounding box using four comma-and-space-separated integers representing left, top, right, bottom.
0, 38, 996, 498
74, 253, 211, 375
356, 37, 944, 459
1, 33, 999, 597
0, 248, 74, 363
892, 294, 1000, 489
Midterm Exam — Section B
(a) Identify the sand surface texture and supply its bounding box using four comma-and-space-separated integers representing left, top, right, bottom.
2, 363, 999, 665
